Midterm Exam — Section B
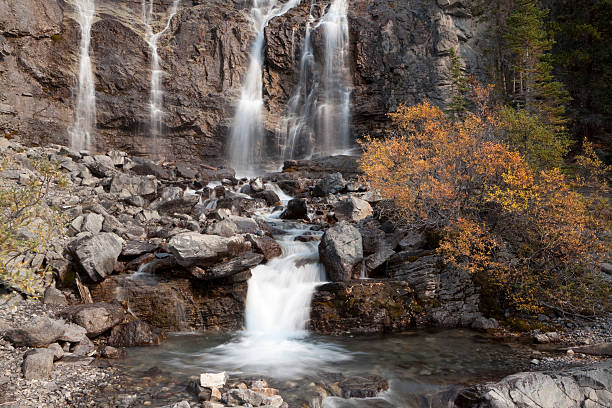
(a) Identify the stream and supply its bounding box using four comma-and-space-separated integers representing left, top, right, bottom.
116, 186, 533, 407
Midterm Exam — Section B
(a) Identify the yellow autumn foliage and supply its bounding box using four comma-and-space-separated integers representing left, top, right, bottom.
360, 91, 610, 316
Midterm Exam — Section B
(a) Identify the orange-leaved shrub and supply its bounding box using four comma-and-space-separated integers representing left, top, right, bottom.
360, 89, 609, 316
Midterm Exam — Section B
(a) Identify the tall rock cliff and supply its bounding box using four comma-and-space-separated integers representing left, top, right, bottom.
0, 0, 491, 162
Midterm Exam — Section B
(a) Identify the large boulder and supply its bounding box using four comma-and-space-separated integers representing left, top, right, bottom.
109, 174, 157, 196
455, 361, 612, 408
318, 222, 363, 282
4, 316, 67, 347
108, 320, 166, 347
280, 198, 308, 220
252, 190, 281, 206
71, 232, 124, 282
313, 172, 345, 197
334, 197, 373, 222
206, 219, 239, 237
61, 302, 126, 337
154, 194, 200, 216
204, 252, 264, 280
168, 232, 247, 267
247, 235, 282, 260
22, 348, 54, 380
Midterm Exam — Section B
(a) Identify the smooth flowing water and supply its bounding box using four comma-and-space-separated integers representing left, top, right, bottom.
119, 193, 532, 406
70, 0, 96, 152
279, 0, 353, 161
142, 0, 180, 157
229, 0, 300, 176
279, 8, 318, 161
317, 0, 351, 155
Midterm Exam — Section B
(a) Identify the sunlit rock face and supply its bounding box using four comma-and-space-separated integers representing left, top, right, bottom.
0, 0, 490, 163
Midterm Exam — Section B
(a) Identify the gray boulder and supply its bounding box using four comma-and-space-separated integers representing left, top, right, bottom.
81, 213, 104, 234
43, 286, 67, 306
319, 222, 363, 282
455, 361, 612, 408
71, 232, 124, 282
155, 194, 200, 216
205, 252, 265, 280
313, 172, 345, 197
61, 302, 125, 337
334, 197, 373, 222
168, 232, 247, 267
109, 174, 157, 196
226, 389, 264, 407
22, 348, 54, 380
206, 219, 239, 238
5, 316, 67, 347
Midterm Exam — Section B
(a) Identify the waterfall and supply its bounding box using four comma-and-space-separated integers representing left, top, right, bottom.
245, 228, 324, 335
70, 0, 96, 152
317, 0, 352, 155
142, 0, 180, 157
204, 212, 348, 377
279, 10, 319, 162
279, 0, 352, 160
228, 0, 301, 176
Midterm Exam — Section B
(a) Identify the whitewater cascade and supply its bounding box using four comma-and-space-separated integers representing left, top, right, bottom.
141, 0, 180, 157
279, 0, 352, 161
317, 0, 352, 155
279, 7, 318, 162
204, 207, 348, 377
70, 0, 96, 152
228, 0, 300, 176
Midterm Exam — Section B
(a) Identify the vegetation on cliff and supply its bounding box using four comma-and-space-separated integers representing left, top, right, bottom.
360, 80, 610, 317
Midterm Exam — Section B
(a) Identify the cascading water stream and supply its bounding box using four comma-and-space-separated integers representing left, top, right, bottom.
70, 0, 96, 152
199, 193, 348, 377
228, 0, 301, 176
279, 0, 353, 160
279, 7, 319, 162
317, 0, 351, 155
141, 0, 180, 158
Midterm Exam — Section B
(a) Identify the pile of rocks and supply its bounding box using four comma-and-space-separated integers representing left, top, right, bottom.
187, 373, 287, 408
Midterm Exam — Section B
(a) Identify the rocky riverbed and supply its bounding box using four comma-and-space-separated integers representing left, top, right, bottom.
0, 138, 610, 407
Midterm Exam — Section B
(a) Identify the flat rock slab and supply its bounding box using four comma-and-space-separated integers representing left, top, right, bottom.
61, 302, 125, 337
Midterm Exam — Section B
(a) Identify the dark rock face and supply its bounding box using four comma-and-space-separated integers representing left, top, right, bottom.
2, 0, 489, 162
310, 280, 418, 335
280, 198, 308, 220
386, 253, 481, 327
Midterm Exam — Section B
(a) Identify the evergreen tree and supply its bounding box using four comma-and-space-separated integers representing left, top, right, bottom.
447, 48, 470, 121
504, 0, 570, 132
